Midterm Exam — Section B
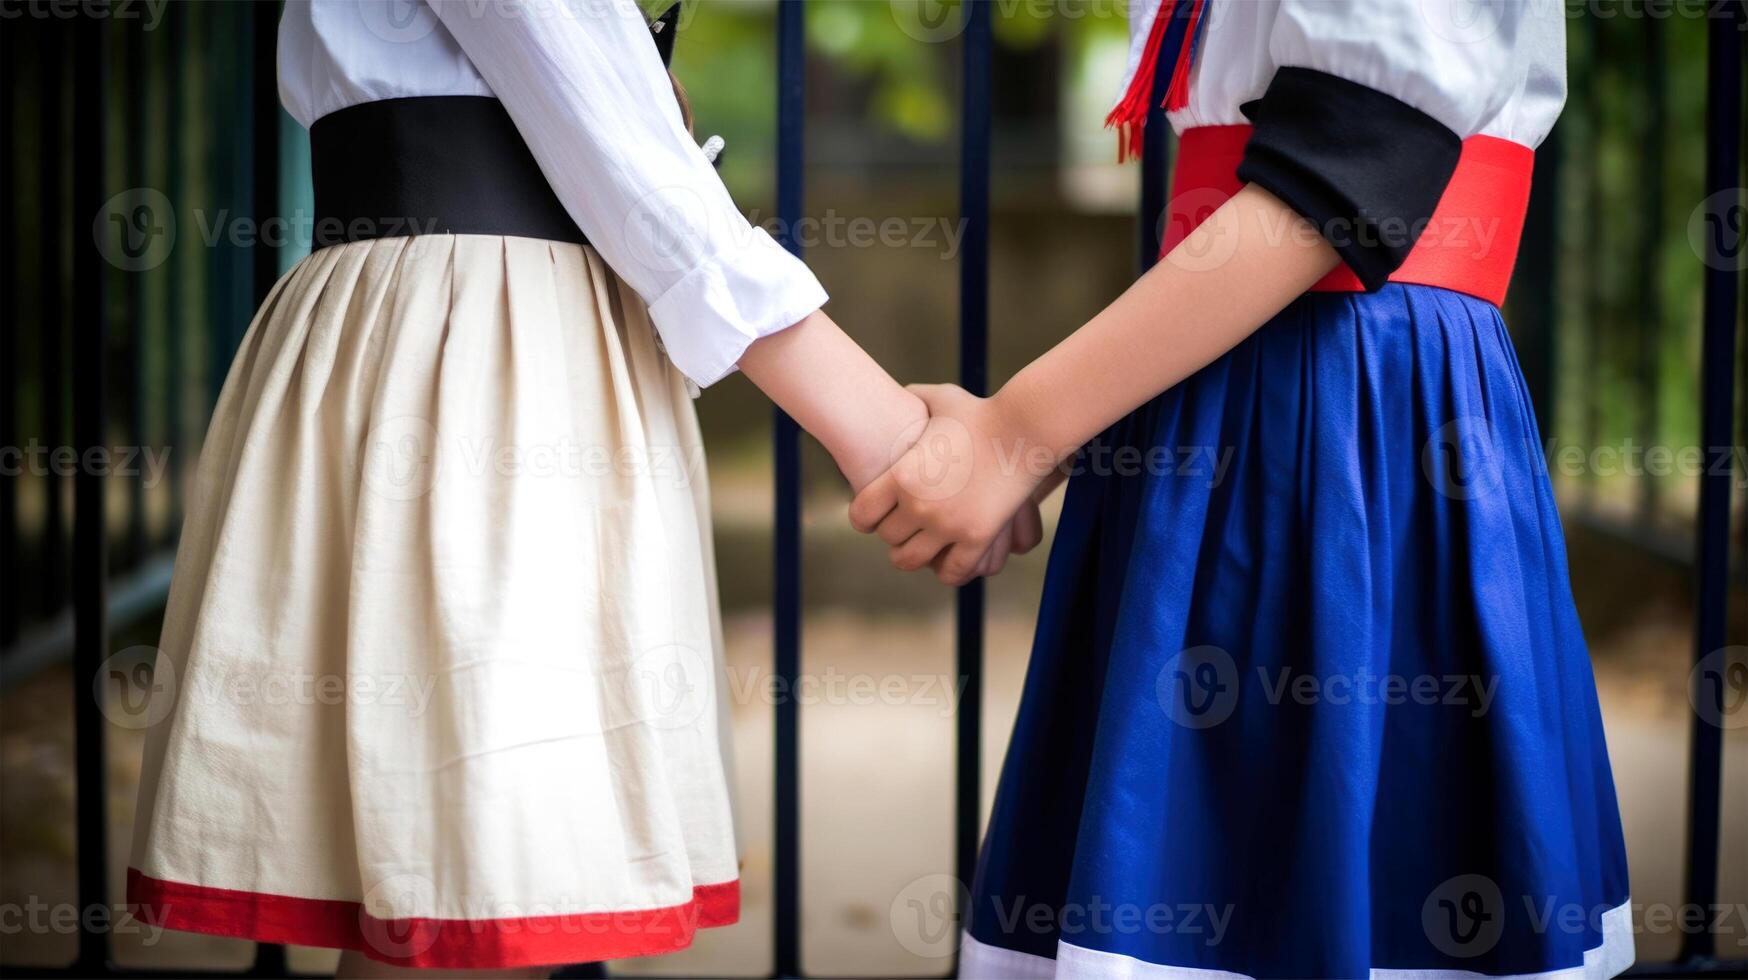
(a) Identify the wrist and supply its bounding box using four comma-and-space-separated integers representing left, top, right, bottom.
832, 387, 928, 493
990, 383, 1071, 480
738, 308, 931, 494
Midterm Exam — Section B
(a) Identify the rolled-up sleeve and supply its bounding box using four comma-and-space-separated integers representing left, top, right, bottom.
427, 0, 826, 387
1237, 0, 1537, 289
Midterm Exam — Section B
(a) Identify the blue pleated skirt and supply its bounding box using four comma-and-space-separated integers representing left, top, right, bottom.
962, 284, 1633, 980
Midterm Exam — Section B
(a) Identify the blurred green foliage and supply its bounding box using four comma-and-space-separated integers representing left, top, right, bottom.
652, 0, 1126, 198
1549, 6, 1729, 517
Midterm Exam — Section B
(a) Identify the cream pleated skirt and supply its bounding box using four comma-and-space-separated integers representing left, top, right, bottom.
126, 235, 740, 969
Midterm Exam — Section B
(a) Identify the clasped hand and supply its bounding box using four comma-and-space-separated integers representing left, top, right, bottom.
849, 384, 1057, 586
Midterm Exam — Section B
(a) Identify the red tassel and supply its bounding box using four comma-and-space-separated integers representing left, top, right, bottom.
1163, 0, 1205, 112
1103, 0, 1175, 163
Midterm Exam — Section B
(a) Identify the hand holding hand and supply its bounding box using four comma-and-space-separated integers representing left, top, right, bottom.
963, 494, 1045, 580
849, 383, 1055, 586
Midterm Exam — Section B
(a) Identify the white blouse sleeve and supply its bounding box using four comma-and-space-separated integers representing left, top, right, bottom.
426, 0, 826, 388
1269, 0, 1564, 143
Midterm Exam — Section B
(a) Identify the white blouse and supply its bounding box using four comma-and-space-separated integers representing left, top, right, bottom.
1121, 0, 1566, 148
278, 0, 827, 388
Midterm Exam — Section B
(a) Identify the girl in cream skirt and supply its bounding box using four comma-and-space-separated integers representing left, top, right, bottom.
129, 234, 740, 969
126, 1, 1043, 973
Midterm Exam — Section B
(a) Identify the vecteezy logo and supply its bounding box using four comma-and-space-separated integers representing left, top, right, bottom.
889, 873, 969, 959
359, 873, 441, 961
93, 188, 175, 272
1422, 417, 1505, 500
621, 184, 713, 277
1419, 0, 1506, 45
889, 0, 968, 43
1690, 646, 1748, 731
1422, 874, 1504, 959
95, 645, 178, 730
897, 416, 974, 502
360, 415, 440, 502
1156, 645, 1239, 729
918, 431, 959, 490
628, 642, 711, 731
358, 0, 438, 43
1688, 189, 1747, 272
1161, 187, 1242, 273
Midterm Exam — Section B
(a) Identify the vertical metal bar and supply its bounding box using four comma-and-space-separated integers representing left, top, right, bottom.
1137, 16, 1174, 273
164, 3, 187, 541
1, 12, 19, 649
1633, 11, 1666, 522
252, 0, 282, 309
229, 4, 258, 346
1677, 0, 1742, 964
248, 7, 289, 975
1514, 121, 1562, 438
124, 17, 149, 570
1577, 15, 1604, 510
71, 10, 112, 975
39, 20, 68, 620
953, 0, 991, 926
772, 0, 805, 975
204, 2, 233, 410
206, 2, 252, 410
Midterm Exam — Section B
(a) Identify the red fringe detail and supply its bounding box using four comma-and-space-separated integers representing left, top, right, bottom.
1163, 0, 1205, 112
1103, 0, 1175, 163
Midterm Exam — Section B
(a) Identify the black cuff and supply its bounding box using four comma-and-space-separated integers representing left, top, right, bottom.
1236, 67, 1461, 290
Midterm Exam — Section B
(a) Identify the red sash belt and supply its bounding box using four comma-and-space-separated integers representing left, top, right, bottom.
1163, 125, 1534, 307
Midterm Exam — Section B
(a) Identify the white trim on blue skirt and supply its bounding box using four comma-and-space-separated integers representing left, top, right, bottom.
959, 899, 1635, 980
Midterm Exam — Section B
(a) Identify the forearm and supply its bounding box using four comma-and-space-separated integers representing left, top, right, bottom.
996, 185, 1340, 463
738, 309, 928, 492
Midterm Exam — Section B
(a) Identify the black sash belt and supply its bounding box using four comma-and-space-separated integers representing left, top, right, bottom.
310, 96, 587, 249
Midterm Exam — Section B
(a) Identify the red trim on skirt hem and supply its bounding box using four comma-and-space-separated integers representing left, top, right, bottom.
126, 867, 740, 969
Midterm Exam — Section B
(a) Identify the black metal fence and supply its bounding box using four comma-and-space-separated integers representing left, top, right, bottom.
0, 0, 1743, 977
3, 3, 286, 975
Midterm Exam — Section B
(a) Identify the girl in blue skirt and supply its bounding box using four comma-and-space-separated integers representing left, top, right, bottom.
852, 1, 1632, 977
